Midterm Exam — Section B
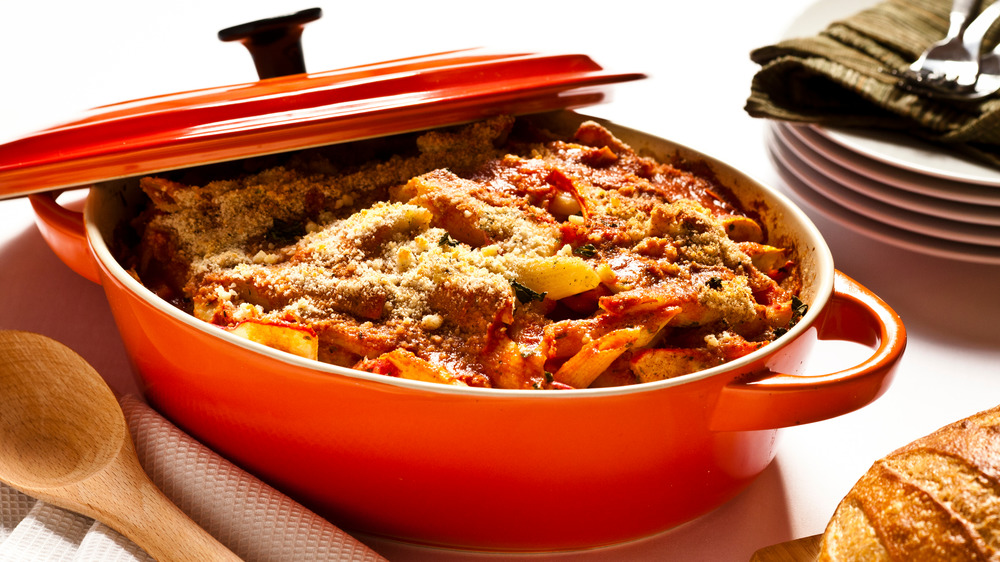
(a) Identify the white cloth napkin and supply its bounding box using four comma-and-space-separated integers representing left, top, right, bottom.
0, 395, 386, 561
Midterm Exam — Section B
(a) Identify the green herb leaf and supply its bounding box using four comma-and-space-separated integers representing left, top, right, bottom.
439, 233, 459, 247
511, 280, 547, 303
265, 219, 306, 243
791, 296, 808, 319
776, 296, 809, 339
573, 244, 597, 258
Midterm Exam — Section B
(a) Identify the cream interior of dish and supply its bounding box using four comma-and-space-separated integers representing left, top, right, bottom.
106, 115, 805, 390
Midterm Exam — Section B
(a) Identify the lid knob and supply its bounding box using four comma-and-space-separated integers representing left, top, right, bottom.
218, 7, 322, 79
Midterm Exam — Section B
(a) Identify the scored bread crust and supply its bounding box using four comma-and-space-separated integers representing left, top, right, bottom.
819, 405, 1000, 561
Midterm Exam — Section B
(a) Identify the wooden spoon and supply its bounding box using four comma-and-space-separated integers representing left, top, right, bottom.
0, 330, 240, 561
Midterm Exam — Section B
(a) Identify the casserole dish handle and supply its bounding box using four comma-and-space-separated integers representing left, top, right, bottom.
29, 191, 101, 284
710, 270, 906, 431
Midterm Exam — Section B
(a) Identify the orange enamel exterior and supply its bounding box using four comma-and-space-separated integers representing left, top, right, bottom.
100, 275, 783, 548
0, 51, 643, 200
27, 113, 906, 551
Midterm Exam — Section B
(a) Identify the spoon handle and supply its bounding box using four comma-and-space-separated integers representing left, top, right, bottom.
66, 438, 242, 561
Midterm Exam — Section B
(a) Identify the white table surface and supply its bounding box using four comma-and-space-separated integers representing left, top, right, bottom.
2, 1, 999, 560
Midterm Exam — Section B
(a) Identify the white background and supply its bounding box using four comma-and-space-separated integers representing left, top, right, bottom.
2, 0, 999, 560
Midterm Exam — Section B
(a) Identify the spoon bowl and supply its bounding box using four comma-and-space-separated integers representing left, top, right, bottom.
0, 330, 239, 562
0, 335, 122, 488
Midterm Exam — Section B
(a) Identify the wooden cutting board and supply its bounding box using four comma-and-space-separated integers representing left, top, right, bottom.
750, 534, 821, 561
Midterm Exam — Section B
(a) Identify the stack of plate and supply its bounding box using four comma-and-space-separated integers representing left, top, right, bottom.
765, 121, 1000, 264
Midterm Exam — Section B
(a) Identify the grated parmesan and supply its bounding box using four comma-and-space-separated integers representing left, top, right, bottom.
125, 116, 801, 389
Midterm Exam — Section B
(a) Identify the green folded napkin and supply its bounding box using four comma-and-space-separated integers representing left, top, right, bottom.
746, 0, 1000, 166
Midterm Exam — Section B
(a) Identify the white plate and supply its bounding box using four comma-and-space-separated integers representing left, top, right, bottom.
782, 0, 1000, 187
815, 127, 1000, 187
765, 130, 1000, 265
769, 125, 1000, 246
785, 122, 1000, 207
775, 123, 1000, 226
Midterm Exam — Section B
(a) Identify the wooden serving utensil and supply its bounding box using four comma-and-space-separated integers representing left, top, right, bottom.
750, 534, 822, 561
0, 330, 240, 561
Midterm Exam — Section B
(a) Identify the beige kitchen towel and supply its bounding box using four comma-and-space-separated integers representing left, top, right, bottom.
746, 0, 1000, 166
0, 395, 385, 561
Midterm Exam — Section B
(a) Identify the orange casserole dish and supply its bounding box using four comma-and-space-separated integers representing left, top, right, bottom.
1, 44, 905, 550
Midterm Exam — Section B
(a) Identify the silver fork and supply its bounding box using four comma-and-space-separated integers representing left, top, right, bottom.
924, 43, 1000, 100
905, 0, 982, 89
899, 0, 1000, 98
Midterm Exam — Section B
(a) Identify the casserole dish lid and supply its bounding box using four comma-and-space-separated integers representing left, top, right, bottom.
0, 8, 644, 200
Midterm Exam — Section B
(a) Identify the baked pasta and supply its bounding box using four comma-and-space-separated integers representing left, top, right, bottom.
123, 115, 804, 389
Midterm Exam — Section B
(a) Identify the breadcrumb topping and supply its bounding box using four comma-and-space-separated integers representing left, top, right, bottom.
124, 116, 800, 389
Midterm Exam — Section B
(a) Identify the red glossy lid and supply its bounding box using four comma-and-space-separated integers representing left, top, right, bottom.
0, 49, 644, 200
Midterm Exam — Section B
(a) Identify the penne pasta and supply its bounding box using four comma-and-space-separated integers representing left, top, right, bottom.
720, 215, 765, 243
124, 116, 803, 389
553, 327, 642, 389
359, 349, 469, 386
738, 241, 790, 273
505, 254, 601, 301
227, 321, 319, 360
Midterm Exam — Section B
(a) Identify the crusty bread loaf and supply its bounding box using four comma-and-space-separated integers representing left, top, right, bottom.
819, 405, 1000, 561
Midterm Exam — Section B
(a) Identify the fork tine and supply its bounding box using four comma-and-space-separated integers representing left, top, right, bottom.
908, 0, 982, 86
899, 0, 1000, 97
